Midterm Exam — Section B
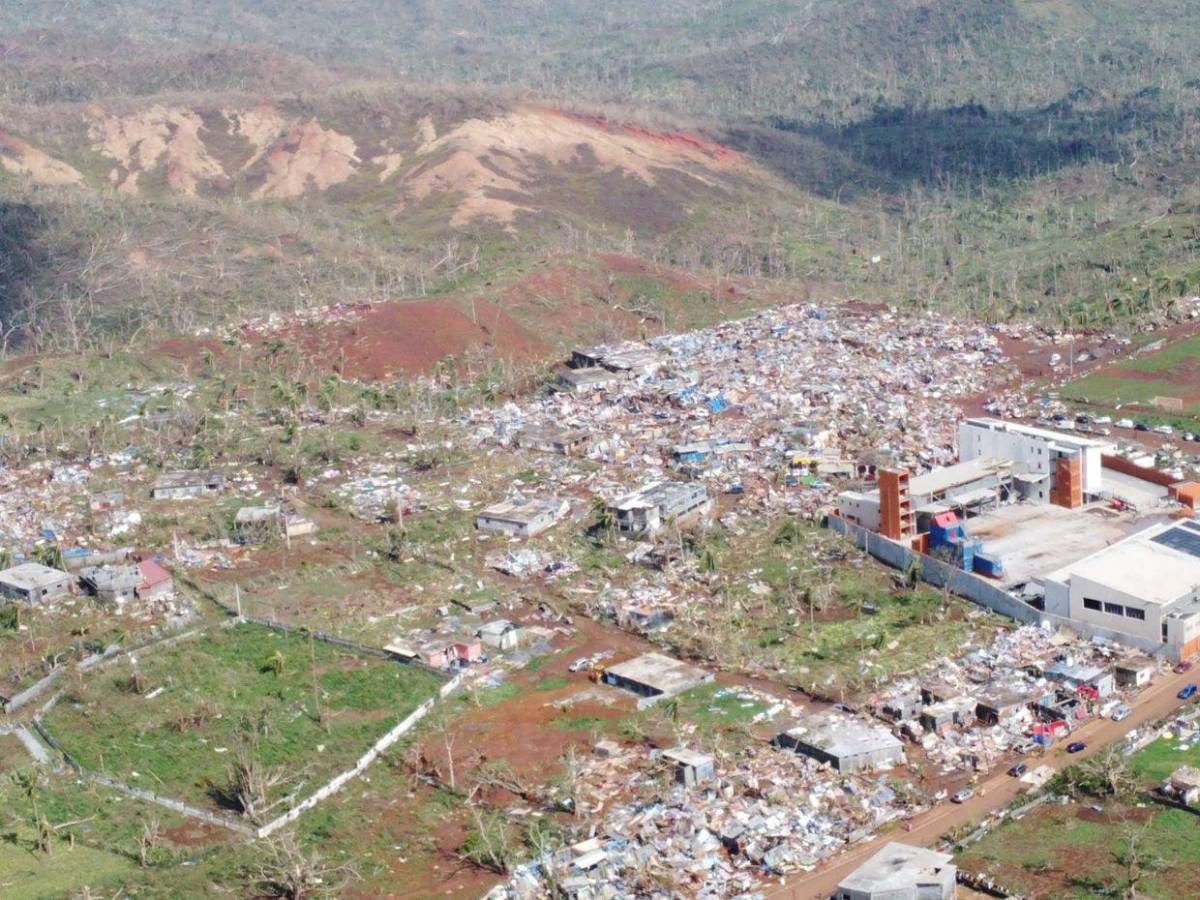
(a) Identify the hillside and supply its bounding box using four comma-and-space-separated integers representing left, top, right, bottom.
1, 1, 1199, 355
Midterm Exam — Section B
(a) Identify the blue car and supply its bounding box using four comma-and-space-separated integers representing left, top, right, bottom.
1179, 684, 1198, 700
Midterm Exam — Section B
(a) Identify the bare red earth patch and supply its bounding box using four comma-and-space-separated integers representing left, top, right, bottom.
263, 298, 547, 379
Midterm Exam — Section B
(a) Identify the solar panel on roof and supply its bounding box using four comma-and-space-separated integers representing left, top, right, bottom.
1180, 519, 1200, 535
1151, 526, 1200, 559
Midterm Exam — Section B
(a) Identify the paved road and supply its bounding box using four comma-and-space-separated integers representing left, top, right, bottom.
772, 666, 1198, 900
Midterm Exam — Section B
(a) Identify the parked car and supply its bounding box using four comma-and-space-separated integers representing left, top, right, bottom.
1008, 763, 1028, 777
1135, 421, 1150, 431
1112, 705, 1131, 722
1174, 661, 1193, 674
952, 788, 975, 804
1116, 418, 1134, 429
1067, 741, 1087, 753
933, 789, 948, 802
1179, 683, 1198, 700
1155, 424, 1174, 436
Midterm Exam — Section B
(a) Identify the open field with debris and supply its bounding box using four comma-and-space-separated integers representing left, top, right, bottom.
41, 623, 443, 815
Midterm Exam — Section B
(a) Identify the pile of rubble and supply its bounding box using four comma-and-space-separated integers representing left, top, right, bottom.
470, 304, 1015, 522
501, 740, 923, 899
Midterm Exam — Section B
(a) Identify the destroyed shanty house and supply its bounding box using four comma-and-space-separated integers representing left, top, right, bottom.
601, 652, 713, 705
88, 490, 124, 512
1160, 766, 1200, 806
234, 505, 281, 542
1115, 656, 1157, 688
1041, 660, 1115, 697
151, 469, 224, 500
836, 842, 957, 900
477, 619, 522, 651
514, 425, 590, 456
1041, 520, 1200, 660
385, 637, 484, 670
556, 367, 622, 393
671, 438, 751, 475
608, 481, 710, 536
959, 417, 1107, 506
500, 738, 923, 897
0, 562, 72, 604
571, 342, 663, 376
662, 747, 715, 787
476, 496, 569, 538
136, 560, 174, 600
79, 564, 140, 605
776, 715, 904, 774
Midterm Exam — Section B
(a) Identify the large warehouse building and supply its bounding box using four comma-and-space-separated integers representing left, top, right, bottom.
1042, 520, 1200, 660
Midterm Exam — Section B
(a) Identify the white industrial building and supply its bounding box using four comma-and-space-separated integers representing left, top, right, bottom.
958, 418, 1107, 502
1042, 520, 1200, 660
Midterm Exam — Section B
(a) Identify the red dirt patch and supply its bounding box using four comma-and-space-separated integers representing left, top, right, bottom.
543, 109, 742, 165
253, 298, 546, 379
161, 819, 232, 847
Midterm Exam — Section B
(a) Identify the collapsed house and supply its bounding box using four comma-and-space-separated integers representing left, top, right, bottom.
836, 841, 957, 900
79, 565, 140, 605
1160, 766, 1200, 806
151, 469, 224, 500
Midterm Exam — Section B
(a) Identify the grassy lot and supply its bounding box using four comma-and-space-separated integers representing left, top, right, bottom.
666, 520, 1004, 698
0, 831, 134, 900
1132, 733, 1200, 785
1065, 373, 1200, 418
1124, 335, 1200, 373
959, 801, 1200, 899
42, 623, 443, 815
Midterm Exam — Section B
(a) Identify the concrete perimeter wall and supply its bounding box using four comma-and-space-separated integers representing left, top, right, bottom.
827, 515, 1040, 624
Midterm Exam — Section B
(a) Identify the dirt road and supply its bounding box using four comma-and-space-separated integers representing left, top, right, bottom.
773, 666, 1198, 900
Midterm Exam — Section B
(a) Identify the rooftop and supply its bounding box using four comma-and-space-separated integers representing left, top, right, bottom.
792, 715, 902, 758
838, 842, 954, 893
964, 416, 1110, 450
909, 456, 1011, 498
0, 562, 69, 590
606, 652, 711, 695
1045, 521, 1200, 606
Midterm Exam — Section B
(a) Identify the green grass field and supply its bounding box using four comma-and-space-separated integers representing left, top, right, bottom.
0, 834, 133, 900
42, 623, 442, 815
1132, 734, 1200, 785
959, 802, 1200, 899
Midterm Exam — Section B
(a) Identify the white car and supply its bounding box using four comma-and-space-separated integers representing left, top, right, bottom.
1117, 418, 1135, 429
1112, 705, 1131, 722
1155, 425, 1174, 436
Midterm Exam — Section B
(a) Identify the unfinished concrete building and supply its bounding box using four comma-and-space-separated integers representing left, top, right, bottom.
476, 497, 569, 537
0, 563, 71, 605
958, 418, 1106, 506
602, 652, 713, 705
836, 842, 957, 900
608, 481, 710, 536
776, 716, 904, 774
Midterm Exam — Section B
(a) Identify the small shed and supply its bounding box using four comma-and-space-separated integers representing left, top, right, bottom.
662, 747, 715, 787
